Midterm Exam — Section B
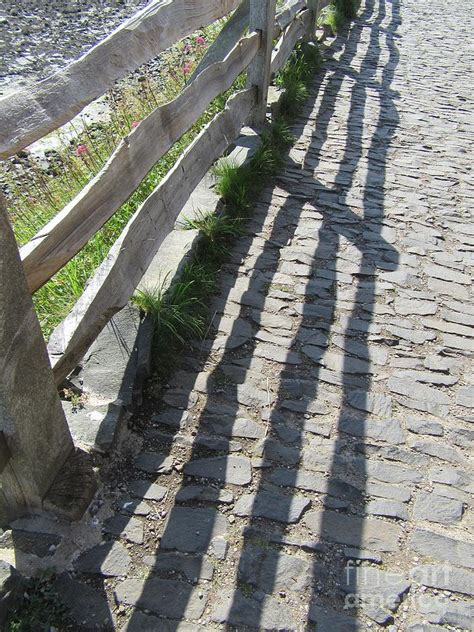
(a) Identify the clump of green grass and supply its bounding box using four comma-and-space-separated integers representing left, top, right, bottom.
182, 210, 244, 260
319, 0, 360, 34
277, 42, 323, 118
5, 572, 71, 632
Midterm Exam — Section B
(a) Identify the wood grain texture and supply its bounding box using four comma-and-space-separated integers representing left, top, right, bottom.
190, 0, 250, 81
271, 8, 311, 75
247, 0, 277, 123
47, 88, 256, 384
275, 0, 306, 34
0, 0, 241, 159
21, 33, 260, 293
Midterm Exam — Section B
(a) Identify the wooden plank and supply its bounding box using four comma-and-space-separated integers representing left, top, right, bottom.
189, 0, 250, 81
247, 0, 277, 124
21, 33, 260, 293
271, 8, 311, 75
275, 0, 306, 34
0, 0, 241, 159
47, 88, 256, 384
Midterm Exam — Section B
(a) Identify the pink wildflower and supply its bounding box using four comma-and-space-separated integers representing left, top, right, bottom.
184, 43, 193, 53
131, 120, 140, 129
75, 144, 88, 157
182, 62, 192, 75
195, 35, 206, 46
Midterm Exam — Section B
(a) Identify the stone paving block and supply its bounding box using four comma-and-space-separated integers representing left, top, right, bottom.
210, 589, 296, 630
239, 545, 312, 592
234, 490, 310, 523
115, 578, 208, 620
413, 491, 464, 525
53, 573, 115, 630
304, 509, 402, 552
409, 529, 474, 569
417, 595, 474, 629
75, 542, 131, 577
134, 452, 174, 474
412, 564, 474, 596
160, 507, 227, 553
121, 612, 199, 632
143, 551, 213, 582
184, 455, 252, 485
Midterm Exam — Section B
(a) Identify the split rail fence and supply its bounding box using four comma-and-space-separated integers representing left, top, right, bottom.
0, 0, 328, 522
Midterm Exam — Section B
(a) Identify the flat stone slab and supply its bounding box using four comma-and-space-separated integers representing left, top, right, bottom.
121, 612, 200, 631
184, 455, 252, 485
339, 417, 404, 444
210, 589, 296, 630
75, 541, 131, 577
412, 564, 474, 596
413, 491, 463, 524
134, 452, 174, 474
233, 490, 310, 523
418, 595, 474, 629
143, 551, 214, 582
409, 529, 474, 569
128, 480, 168, 501
239, 544, 312, 592
175, 485, 233, 504
53, 573, 115, 630
160, 507, 227, 553
103, 514, 144, 544
308, 605, 359, 631
115, 577, 208, 620
304, 509, 402, 552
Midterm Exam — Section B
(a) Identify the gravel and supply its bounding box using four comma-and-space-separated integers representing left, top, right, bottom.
0, 0, 151, 97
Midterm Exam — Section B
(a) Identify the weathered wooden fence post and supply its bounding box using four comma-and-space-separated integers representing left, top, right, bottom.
305, 0, 321, 41
0, 194, 74, 523
247, 0, 277, 124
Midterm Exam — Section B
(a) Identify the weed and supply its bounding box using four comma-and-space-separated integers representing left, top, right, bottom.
5, 572, 71, 632
133, 277, 205, 344
319, 0, 359, 34
182, 210, 243, 260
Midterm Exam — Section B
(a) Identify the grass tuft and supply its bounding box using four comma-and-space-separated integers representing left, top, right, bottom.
182, 210, 243, 260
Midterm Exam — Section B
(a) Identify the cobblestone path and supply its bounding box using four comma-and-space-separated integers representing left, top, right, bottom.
51, 0, 474, 629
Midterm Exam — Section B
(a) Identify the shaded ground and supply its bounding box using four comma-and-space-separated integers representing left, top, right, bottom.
8, 0, 474, 629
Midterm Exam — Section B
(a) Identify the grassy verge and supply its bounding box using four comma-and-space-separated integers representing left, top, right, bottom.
134, 41, 323, 393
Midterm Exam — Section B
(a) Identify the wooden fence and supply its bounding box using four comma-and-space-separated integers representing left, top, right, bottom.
0, 0, 327, 522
